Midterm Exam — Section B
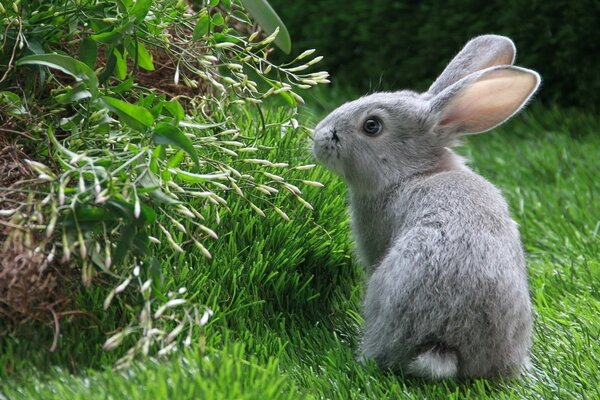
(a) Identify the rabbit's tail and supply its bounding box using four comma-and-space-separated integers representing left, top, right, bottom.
406, 346, 459, 380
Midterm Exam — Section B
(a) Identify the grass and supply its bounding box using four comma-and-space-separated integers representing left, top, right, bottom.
1, 95, 599, 399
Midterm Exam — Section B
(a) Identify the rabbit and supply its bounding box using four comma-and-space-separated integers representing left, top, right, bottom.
312, 35, 540, 380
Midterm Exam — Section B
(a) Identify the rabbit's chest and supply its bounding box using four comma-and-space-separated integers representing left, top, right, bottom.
349, 194, 398, 272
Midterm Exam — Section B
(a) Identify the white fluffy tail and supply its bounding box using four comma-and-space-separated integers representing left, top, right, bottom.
406, 348, 459, 380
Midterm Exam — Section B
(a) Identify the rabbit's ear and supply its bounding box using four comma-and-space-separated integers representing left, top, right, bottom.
431, 66, 540, 135
428, 35, 516, 96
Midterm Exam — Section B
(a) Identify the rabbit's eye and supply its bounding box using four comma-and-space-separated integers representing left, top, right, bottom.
363, 117, 382, 136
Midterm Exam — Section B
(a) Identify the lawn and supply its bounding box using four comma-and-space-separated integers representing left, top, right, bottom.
1, 96, 599, 399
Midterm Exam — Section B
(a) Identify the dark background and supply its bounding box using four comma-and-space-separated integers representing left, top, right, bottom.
270, 0, 599, 110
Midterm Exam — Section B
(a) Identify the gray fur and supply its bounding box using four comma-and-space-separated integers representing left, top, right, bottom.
312, 35, 540, 379
427, 34, 516, 95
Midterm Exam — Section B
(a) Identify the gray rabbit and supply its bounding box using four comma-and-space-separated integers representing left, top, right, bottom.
313, 35, 540, 380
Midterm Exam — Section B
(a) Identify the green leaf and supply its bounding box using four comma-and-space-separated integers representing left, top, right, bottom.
139, 203, 157, 224
118, 0, 133, 8
111, 76, 135, 93
173, 169, 230, 183
106, 199, 135, 222
167, 150, 186, 168
26, 39, 45, 55
0, 91, 27, 116
106, 198, 156, 224
179, 121, 225, 129
278, 90, 296, 106
16, 54, 98, 96
193, 14, 210, 41
163, 100, 185, 121
139, 169, 181, 204
152, 123, 199, 166
113, 223, 137, 266
91, 29, 123, 44
130, 0, 152, 22
135, 40, 154, 71
74, 207, 114, 222
98, 48, 118, 83
146, 257, 163, 286
211, 13, 225, 26
132, 230, 150, 257
0, 91, 21, 105
113, 48, 127, 80
239, 0, 292, 54
213, 31, 242, 44
101, 96, 154, 132
79, 38, 98, 69
55, 85, 93, 104
91, 22, 133, 44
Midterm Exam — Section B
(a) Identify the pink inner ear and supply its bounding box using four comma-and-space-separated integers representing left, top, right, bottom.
440, 69, 539, 134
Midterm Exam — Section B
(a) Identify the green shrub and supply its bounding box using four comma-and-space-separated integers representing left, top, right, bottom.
0, 0, 327, 366
269, 0, 599, 109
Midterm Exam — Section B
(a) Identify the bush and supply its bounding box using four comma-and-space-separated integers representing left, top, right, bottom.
0, 0, 327, 366
269, 0, 599, 109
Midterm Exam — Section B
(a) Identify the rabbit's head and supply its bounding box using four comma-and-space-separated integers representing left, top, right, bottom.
313, 35, 540, 192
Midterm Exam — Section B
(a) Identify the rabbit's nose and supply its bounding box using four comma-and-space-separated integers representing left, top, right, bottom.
331, 128, 340, 143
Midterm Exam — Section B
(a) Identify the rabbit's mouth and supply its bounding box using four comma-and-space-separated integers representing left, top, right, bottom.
313, 129, 344, 174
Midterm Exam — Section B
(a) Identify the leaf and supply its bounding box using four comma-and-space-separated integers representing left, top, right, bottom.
179, 121, 225, 129
173, 169, 230, 183
91, 21, 133, 44
163, 100, 184, 121
152, 123, 199, 166
139, 169, 181, 205
75, 207, 113, 222
193, 14, 210, 41
79, 38, 98, 69
101, 96, 154, 132
278, 90, 296, 107
0, 91, 21, 104
239, 0, 291, 54
211, 13, 225, 26
135, 40, 154, 71
132, 230, 150, 257
55, 85, 93, 104
98, 48, 118, 83
16, 54, 98, 96
106, 199, 135, 222
167, 150, 185, 168
125, 38, 155, 72
26, 39, 45, 55
130, 0, 152, 22
111, 76, 135, 94
113, 48, 127, 80
139, 203, 157, 224
0, 91, 27, 116
146, 257, 163, 286
91, 30, 123, 44
113, 223, 137, 266
148, 189, 181, 204
107, 198, 156, 224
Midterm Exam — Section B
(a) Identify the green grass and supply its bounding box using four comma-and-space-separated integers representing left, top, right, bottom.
1, 99, 599, 399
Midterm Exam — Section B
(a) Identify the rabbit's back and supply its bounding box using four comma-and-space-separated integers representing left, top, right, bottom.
357, 169, 532, 377
351, 167, 519, 270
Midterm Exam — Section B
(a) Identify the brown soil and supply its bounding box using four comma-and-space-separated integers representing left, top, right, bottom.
0, 133, 71, 328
